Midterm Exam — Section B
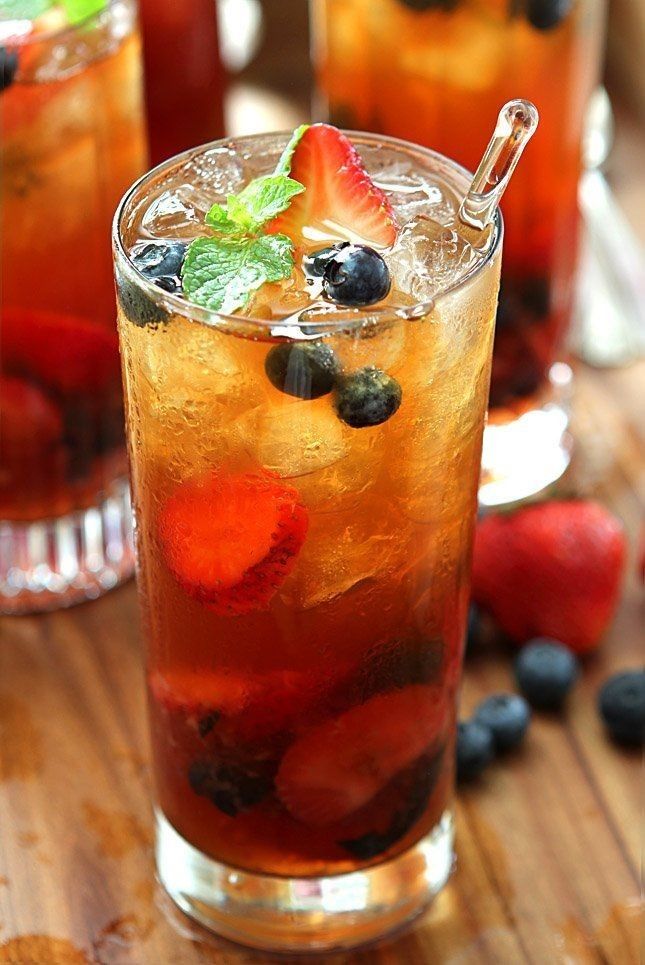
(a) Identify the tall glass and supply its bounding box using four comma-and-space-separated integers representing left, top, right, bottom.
114, 132, 501, 952
0, 1, 147, 612
138, 0, 226, 165
312, 0, 605, 504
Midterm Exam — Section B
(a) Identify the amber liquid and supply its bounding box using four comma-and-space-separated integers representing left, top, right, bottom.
1, 12, 147, 520
118, 265, 499, 878
313, 0, 605, 416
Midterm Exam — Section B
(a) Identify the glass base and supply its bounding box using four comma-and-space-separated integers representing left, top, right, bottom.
480, 363, 573, 507
0, 478, 135, 615
156, 809, 454, 954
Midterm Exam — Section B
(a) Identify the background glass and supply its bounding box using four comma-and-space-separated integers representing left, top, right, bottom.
312, 0, 606, 504
0, 0, 147, 612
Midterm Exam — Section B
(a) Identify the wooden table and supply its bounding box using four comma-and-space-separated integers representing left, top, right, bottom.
1, 97, 643, 964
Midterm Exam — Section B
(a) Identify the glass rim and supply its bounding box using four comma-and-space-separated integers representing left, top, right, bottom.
113, 129, 503, 334
1, 0, 126, 48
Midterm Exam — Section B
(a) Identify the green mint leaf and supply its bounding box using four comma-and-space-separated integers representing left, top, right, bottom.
226, 194, 257, 232
236, 175, 304, 227
61, 0, 106, 25
1, 0, 52, 19
274, 124, 309, 176
182, 234, 295, 314
204, 202, 242, 235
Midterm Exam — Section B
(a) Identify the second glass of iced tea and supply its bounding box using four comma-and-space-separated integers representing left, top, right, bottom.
114, 129, 501, 951
1, 0, 147, 611
312, 0, 605, 504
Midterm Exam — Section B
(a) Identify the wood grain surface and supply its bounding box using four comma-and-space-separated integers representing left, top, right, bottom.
0, 83, 643, 965
0, 355, 642, 965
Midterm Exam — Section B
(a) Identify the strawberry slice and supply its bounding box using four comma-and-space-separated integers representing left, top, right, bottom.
150, 666, 330, 742
2, 308, 120, 396
276, 685, 447, 827
149, 669, 264, 719
267, 124, 398, 249
158, 472, 308, 615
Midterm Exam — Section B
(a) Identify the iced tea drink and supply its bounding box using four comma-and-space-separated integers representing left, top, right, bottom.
114, 126, 501, 950
312, 0, 605, 502
1, 0, 147, 611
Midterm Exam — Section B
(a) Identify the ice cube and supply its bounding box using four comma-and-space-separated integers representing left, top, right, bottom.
180, 147, 245, 207
388, 217, 478, 301
242, 400, 347, 478
141, 186, 211, 240
280, 501, 412, 610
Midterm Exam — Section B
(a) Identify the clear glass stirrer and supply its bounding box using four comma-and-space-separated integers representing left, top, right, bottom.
459, 98, 539, 241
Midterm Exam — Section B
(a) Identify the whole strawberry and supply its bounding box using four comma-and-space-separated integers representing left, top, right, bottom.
472, 500, 626, 654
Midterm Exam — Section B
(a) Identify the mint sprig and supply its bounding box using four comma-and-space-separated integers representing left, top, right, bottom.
182, 125, 309, 314
1, 0, 51, 19
0, 0, 107, 25
61, 0, 107, 25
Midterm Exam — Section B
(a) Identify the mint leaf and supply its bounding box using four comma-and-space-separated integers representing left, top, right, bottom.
204, 202, 242, 235
226, 194, 257, 232
182, 234, 295, 314
205, 175, 304, 236
1, 0, 51, 19
236, 175, 304, 227
183, 124, 308, 314
274, 124, 309, 177
61, 0, 106, 25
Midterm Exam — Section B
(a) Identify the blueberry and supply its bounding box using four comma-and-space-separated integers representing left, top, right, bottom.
598, 671, 645, 746
303, 243, 349, 279
474, 694, 531, 752
264, 342, 340, 399
514, 639, 579, 709
131, 240, 186, 292
1, 47, 18, 94
526, 0, 572, 30
116, 272, 169, 329
456, 720, 495, 782
323, 244, 391, 307
188, 759, 271, 817
339, 749, 444, 858
334, 366, 402, 428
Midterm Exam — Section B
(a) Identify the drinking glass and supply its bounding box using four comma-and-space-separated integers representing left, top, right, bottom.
312, 0, 606, 504
114, 130, 502, 952
0, 0, 147, 612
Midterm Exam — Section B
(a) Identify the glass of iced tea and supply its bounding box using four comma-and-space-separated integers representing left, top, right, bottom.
312, 0, 606, 504
0, 0, 147, 612
114, 123, 502, 951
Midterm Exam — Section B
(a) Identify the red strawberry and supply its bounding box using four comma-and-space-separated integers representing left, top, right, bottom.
2, 308, 120, 396
276, 685, 447, 827
149, 669, 264, 719
0, 376, 63, 466
158, 472, 308, 616
267, 123, 398, 248
472, 500, 626, 655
